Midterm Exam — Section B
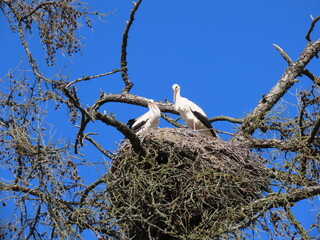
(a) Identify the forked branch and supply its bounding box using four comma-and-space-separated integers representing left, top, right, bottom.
305, 15, 320, 42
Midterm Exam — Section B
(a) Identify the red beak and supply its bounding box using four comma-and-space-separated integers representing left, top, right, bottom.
173, 90, 176, 102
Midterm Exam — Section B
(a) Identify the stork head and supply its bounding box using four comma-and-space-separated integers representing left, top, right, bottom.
172, 84, 180, 102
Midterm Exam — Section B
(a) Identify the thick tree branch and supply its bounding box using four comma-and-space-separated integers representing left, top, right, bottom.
92, 92, 177, 114
120, 0, 143, 93
93, 111, 146, 155
232, 39, 320, 142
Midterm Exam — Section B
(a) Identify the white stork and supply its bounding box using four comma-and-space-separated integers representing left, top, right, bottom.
127, 99, 161, 134
172, 84, 218, 138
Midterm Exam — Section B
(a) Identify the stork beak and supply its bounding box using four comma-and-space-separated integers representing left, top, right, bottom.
173, 90, 176, 102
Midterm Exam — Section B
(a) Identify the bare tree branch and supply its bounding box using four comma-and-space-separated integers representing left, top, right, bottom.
120, 0, 143, 93
305, 15, 320, 42
216, 185, 320, 236
302, 69, 320, 86
161, 113, 186, 128
18, 1, 55, 23
85, 135, 116, 160
92, 92, 177, 114
209, 115, 243, 124
233, 39, 320, 142
93, 111, 146, 155
65, 68, 124, 88
272, 44, 294, 65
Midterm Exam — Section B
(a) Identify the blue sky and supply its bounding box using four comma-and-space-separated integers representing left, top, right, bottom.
1, 0, 320, 239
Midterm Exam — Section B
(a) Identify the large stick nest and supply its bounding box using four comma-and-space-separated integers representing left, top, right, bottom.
107, 128, 269, 240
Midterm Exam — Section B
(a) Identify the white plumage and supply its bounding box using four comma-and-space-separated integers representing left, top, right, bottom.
172, 84, 218, 137
127, 99, 161, 134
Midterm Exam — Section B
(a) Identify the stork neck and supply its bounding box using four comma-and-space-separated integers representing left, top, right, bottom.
174, 89, 181, 102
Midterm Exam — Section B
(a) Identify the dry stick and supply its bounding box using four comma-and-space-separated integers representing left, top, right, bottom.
85, 135, 115, 159
272, 44, 294, 65
232, 39, 320, 142
65, 68, 124, 88
120, 0, 143, 93
305, 15, 320, 42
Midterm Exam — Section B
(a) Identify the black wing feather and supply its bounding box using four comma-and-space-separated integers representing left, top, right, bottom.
192, 110, 217, 137
127, 118, 136, 128
127, 118, 148, 132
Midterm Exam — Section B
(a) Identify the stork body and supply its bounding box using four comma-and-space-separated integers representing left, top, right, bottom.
127, 99, 161, 135
172, 84, 217, 138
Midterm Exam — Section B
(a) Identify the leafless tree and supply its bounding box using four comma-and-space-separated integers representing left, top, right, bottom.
0, 1, 319, 239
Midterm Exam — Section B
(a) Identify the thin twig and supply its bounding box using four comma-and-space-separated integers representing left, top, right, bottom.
85, 135, 115, 160
305, 15, 320, 42
120, 0, 143, 93
65, 68, 124, 88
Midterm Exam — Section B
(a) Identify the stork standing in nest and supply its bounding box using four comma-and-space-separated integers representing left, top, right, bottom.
127, 99, 161, 135
172, 84, 218, 138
